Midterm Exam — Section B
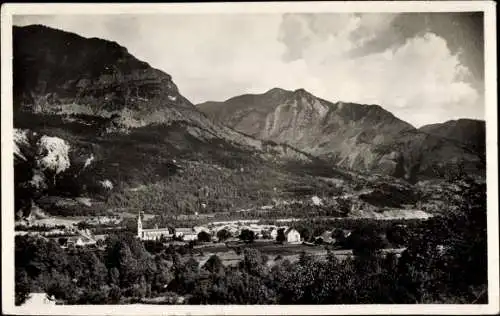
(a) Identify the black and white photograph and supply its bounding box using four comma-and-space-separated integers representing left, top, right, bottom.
1, 2, 498, 315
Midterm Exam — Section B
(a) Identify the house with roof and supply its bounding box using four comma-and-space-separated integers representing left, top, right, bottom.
174, 227, 198, 241
314, 230, 336, 244
67, 235, 96, 247
342, 229, 352, 238
285, 228, 301, 244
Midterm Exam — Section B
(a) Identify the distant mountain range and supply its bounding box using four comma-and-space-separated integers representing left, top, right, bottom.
198, 88, 485, 181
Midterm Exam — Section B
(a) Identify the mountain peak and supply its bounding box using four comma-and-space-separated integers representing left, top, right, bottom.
266, 87, 289, 94
292, 88, 313, 97
13, 24, 202, 127
291, 88, 318, 104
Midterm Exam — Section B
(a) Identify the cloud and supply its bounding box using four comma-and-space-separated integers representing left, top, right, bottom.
276, 14, 482, 127
13, 13, 483, 127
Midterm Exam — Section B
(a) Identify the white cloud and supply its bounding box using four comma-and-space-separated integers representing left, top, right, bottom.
13, 13, 483, 127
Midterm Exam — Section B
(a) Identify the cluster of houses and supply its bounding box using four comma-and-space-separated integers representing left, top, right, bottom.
16, 211, 353, 249
137, 212, 199, 241
15, 222, 107, 248
80, 215, 121, 225
137, 213, 303, 244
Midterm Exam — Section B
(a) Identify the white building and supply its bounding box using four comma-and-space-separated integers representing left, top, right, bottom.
67, 235, 96, 247
174, 228, 197, 241
193, 226, 210, 234
137, 212, 172, 241
270, 228, 278, 240
285, 228, 301, 244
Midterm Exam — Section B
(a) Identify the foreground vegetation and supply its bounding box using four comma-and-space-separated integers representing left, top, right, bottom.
15, 179, 487, 305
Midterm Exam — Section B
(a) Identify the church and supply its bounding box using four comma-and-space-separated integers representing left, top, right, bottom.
137, 212, 173, 241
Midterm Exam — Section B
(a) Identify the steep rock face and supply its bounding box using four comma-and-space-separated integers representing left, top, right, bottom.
13, 25, 209, 129
199, 88, 415, 175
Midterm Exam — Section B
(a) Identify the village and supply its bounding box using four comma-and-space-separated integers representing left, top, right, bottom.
16, 208, 410, 307
16, 210, 317, 248
15, 207, 409, 269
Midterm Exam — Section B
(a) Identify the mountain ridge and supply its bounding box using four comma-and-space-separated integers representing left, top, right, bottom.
198, 87, 415, 174
198, 88, 484, 180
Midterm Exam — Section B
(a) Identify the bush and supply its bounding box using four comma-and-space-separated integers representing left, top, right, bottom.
216, 229, 231, 242
197, 231, 211, 243
239, 229, 255, 243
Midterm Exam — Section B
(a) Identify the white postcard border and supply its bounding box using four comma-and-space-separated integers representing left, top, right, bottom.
2, 2, 498, 315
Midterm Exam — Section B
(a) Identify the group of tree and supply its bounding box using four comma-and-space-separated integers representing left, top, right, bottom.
15, 178, 486, 305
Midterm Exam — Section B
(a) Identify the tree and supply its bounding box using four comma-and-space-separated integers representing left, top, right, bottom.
203, 255, 224, 274
15, 269, 31, 306
116, 243, 139, 288
386, 224, 409, 247
241, 248, 267, 277
276, 228, 286, 244
337, 198, 352, 216
345, 225, 386, 257
169, 257, 199, 294
45, 271, 78, 303
197, 231, 211, 243
108, 285, 122, 304
216, 229, 231, 242
298, 227, 312, 242
109, 267, 120, 286
239, 229, 255, 243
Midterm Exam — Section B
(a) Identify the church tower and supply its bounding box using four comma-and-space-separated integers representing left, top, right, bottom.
137, 211, 143, 239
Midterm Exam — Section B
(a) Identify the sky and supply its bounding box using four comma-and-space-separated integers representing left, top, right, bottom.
14, 13, 484, 127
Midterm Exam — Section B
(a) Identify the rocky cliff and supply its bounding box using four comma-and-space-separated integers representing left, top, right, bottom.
14, 24, 215, 129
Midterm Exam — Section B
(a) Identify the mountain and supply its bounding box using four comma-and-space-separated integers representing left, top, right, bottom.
418, 119, 485, 175
198, 88, 485, 180
419, 119, 485, 150
199, 88, 414, 173
12, 24, 485, 221
13, 25, 350, 217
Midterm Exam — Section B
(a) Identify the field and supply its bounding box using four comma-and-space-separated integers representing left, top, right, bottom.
192, 240, 405, 267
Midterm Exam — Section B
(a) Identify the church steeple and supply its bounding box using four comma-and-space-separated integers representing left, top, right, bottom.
137, 211, 143, 238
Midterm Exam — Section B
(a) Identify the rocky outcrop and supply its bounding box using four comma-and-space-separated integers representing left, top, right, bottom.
13, 24, 210, 132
